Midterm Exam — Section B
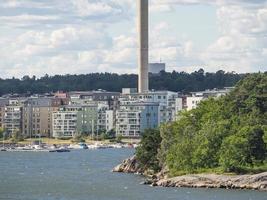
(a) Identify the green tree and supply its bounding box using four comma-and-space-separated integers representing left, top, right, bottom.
219, 135, 250, 172
11, 129, 24, 143
0, 70, 242, 95
150, 73, 266, 175
136, 129, 162, 172
115, 134, 123, 143
0, 128, 4, 138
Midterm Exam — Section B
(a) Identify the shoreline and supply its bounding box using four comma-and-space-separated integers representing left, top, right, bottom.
112, 156, 267, 191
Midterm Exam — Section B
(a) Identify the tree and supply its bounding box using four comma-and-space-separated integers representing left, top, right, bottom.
0, 128, 4, 138
0, 70, 242, 95
219, 127, 266, 171
107, 129, 116, 138
247, 127, 266, 163
136, 129, 162, 172
71, 134, 85, 143
115, 134, 123, 143
138, 73, 267, 175
11, 129, 24, 143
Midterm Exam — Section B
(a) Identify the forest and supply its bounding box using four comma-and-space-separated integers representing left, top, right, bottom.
0, 69, 242, 95
136, 73, 267, 175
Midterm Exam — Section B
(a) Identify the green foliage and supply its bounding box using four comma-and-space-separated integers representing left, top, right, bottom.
115, 134, 123, 143
0, 69, 242, 95
100, 129, 116, 141
136, 129, 162, 172
219, 134, 250, 172
0, 128, 4, 138
168, 73, 266, 174
71, 134, 85, 143
11, 129, 24, 143
219, 126, 266, 172
107, 129, 116, 138
139, 73, 266, 175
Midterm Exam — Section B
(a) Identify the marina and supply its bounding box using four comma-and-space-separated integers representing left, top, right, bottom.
0, 142, 135, 152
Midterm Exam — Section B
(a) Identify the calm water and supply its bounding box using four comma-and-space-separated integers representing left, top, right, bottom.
0, 149, 265, 200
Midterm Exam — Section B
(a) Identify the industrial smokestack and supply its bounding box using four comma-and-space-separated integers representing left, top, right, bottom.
137, 0, 149, 93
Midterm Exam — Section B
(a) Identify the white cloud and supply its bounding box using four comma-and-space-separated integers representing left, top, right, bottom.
0, 0, 266, 78
200, 3, 267, 72
71, 0, 118, 17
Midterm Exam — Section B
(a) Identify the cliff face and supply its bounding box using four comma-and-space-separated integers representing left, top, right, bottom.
112, 157, 267, 191
112, 156, 142, 174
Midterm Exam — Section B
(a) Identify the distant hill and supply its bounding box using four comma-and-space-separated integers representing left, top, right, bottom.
0, 69, 244, 95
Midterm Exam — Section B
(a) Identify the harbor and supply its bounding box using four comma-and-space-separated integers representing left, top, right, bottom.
0, 141, 137, 152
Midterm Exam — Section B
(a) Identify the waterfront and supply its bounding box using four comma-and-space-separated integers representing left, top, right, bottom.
0, 149, 265, 200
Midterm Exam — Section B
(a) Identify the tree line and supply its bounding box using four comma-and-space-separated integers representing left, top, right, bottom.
136, 73, 267, 174
0, 69, 243, 95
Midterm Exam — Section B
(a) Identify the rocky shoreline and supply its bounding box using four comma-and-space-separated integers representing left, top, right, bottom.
112, 156, 267, 191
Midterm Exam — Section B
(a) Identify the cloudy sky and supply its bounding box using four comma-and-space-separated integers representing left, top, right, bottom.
0, 0, 266, 78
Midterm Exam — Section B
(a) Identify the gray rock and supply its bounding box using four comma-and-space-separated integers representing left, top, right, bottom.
156, 172, 267, 191
112, 156, 267, 191
112, 156, 142, 174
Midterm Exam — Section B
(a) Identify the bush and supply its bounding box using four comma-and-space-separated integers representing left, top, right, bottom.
115, 134, 123, 143
71, 135, 85, 143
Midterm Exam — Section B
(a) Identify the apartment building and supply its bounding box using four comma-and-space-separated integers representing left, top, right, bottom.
105, 110, 115, 132
186, 87, 233, 111
116, 101, 159, 137
121, 89, 179, 123
76, 104, 98, 135
22, 97, 69, 138
52, 107, 78, 138
69, 90, 120, 110
3, 99, 23, 136
0, 98, 8, 129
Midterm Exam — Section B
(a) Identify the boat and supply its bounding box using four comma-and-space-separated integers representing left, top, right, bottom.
56, 148, 70, 152
49, 146, 70, 153
78, 143, 89, 149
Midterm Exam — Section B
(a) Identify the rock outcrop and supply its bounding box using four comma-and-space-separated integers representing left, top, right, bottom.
112, 156, 142, 173
155, 172, 267, 191
112, 157, 267, 191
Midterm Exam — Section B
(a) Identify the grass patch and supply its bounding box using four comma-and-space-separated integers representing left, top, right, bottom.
169, 162, 267, 177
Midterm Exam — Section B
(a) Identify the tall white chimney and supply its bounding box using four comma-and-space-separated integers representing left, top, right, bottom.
137, 0, 149, 93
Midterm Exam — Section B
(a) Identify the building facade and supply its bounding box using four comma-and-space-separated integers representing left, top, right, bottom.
3, 99, 23, 136
149, 63, 166, 74
121, 90, 179, 123
116, 101, 159, 137
52, 108, 78, 138
0, 98, 8, 129
22, 97, 69, 138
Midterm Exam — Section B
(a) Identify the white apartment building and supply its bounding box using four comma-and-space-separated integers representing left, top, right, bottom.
116, 101, 159, 137
4, 105, 22, 136
52, 110, 77, 138
105, 110, 114, 132
97, 103, 114, 134
175, 97, 184, 119
186, 96, 204, 111
3, 99, 24, 136
121, 90, 179, 123
186, 87, 233, 111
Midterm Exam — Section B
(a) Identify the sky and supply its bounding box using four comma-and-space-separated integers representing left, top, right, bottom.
0, 0, 266, 78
